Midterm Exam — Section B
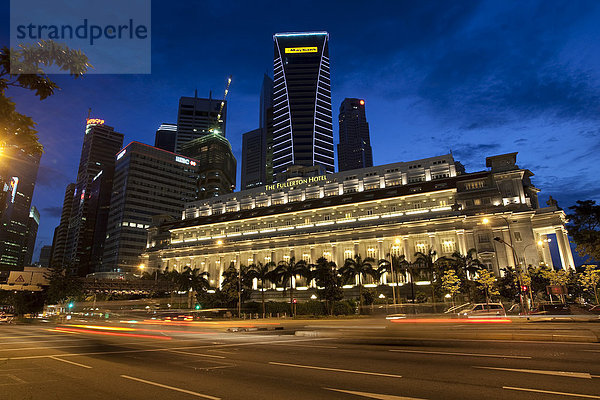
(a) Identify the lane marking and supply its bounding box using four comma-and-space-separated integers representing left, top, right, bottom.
475, 366, 592, 379
0, 337, 332, 361
49, 356, 92, 369
503, 386, 600, 399
121, 375, 220, 399
390, 349, 531, 359
6, 374, 27, 384
168, 350, 225, 359
264, 343, 338, 349
269, 362, 402, 378
325, 388, 425, 400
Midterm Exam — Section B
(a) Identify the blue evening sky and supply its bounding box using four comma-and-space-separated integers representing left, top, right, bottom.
2, 1, 599, 263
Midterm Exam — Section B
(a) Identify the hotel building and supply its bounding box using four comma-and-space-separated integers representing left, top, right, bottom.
142, 153, 574, 288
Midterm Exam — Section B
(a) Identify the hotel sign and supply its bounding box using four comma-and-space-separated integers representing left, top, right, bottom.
266, 175, 327, 191
285, 47, 318, 54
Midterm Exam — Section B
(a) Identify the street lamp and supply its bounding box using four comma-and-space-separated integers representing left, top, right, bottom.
483, 216, 518, 269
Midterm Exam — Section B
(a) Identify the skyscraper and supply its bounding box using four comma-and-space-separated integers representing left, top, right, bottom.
0, 145, 41, 269
241, 128, 264, 189
240, 75, 274, 189
50, 183, 75, 267
174, 94, 227, 153
23, 206, 40, 266
337, 98, 373, 171
272, 32, 334, 179
63, 120, 124, 276
103, 142, 200, 273
260, 74, 274, 185
180, 133, 236, 199
154, 123, 177, 152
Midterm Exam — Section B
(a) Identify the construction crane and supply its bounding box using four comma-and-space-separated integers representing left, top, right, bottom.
210, 75, 232, 134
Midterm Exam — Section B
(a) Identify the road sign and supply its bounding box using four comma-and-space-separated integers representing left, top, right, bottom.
546, 285, 568, 295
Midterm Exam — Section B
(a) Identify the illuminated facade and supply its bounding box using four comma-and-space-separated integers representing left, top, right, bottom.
62, 121, 124, 276
0, 145, 41, 268
102, 142, 201, 273
142, 153, 575, 289
272, 32, 334, 179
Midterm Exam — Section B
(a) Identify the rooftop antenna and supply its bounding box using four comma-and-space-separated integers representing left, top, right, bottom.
194, 89, 198, 98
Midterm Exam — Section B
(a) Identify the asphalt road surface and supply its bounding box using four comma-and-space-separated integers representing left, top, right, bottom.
1, 321, 600, 400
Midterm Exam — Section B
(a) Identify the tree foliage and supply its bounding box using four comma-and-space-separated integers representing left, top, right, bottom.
578, 265, 600, 305
441, 269, 461, 304
567, 200, 600, 262
475, 269, 499, 303
1, 41, 90, 156
44, 265, 83, 304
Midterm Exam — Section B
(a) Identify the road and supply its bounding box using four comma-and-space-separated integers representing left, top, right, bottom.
1, 320, 600, 400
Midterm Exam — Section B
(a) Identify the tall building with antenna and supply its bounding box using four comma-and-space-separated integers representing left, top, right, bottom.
174, 80, 230, 153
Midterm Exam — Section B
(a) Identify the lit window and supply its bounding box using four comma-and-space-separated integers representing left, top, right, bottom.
344, 250, 353, 260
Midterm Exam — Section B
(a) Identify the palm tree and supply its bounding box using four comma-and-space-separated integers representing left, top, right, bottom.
378, 254, 411, 304
312, 257, 342, 315
182, 266, 210, 308
446, 249, 485, 301
247, 261, 275, 318
273, 257, 308, 316
414, 250, 439, 310
339, 254, 376, 313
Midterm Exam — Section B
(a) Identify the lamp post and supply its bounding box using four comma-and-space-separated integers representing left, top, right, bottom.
483, 215, 519, 270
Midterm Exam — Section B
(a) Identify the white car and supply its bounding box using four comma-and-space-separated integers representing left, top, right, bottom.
459, 303, 506, 317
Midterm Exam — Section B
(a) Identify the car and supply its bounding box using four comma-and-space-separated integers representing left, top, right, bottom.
458, 303, 506, 317
0, 312, 15, 323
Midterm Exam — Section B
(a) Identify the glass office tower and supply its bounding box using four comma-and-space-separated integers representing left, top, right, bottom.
272, 32, 334, 179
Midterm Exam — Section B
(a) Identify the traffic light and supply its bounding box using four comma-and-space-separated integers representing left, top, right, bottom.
195, 304, 201, 310
68, 302, 74, 309
521, 285, 528, 292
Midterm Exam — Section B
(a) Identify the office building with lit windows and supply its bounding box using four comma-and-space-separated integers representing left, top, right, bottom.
0, 145, 41, 269
338, 98, 373, 171
61, 120, 124, 276
272, 32, 334, 179
102, 142, 201, 273
175, 94, 227, 153
142, 153, 574, 291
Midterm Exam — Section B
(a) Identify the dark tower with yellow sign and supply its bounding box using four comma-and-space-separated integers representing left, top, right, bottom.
272, 32, 334, 180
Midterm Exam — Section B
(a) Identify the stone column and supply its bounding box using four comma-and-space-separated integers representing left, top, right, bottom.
428, 233, 439, 259
456, 229, 466, 255
554, 227, 575, 271
501, 229, 515, 268
540, 235, 553, 268
402, 236, 411, 262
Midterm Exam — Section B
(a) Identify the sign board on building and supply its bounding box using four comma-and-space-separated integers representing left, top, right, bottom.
285, 47, 318, 54
175, 156, 197, 166
265, 175, 327, 191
